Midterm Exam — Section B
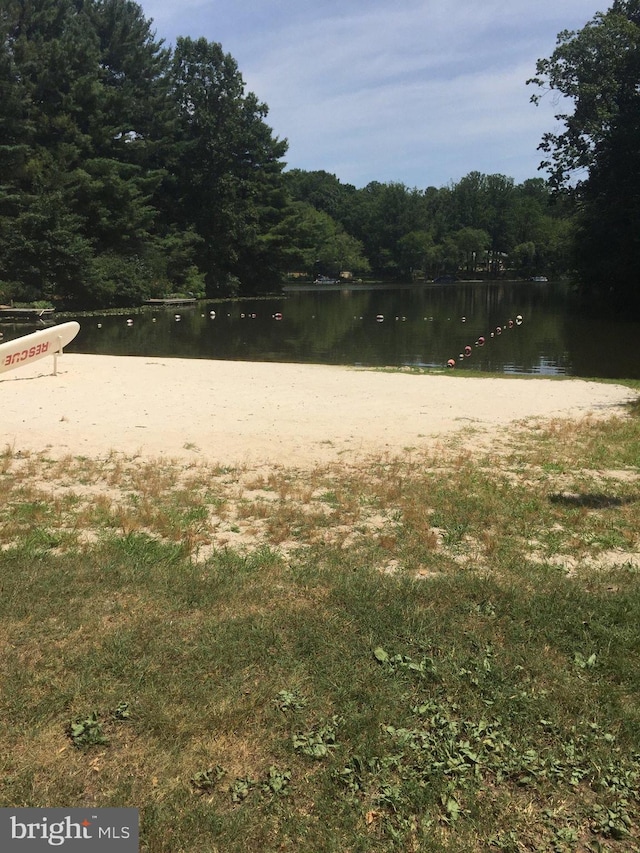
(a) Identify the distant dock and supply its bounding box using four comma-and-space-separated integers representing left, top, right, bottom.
0, 306, 56, 320
143, 297, 197, 306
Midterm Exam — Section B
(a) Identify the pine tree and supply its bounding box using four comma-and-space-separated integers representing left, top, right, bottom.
169, 37, 288, 294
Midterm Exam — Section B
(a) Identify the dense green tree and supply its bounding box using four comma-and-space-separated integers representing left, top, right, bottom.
397, 230, 434, 278
343, 181, 428, 276
510, 241, 538, 276
529, 0, 640, 313
0, 0, 98, 301
573, 104, 640, 309
284, 169, 356, 222
423, 185, 455, 241
169, 36, 288, 294
77, 0, 181, 305
449, 171, 489, 230
529, 1, 640, 187
0, 0, 175, 306
432, 235, 462, 276
89, 0, 173, 160
483, 174, 516, 254
274, 202, 369, 275
511, 181, 549, 245
448, 172, 515, 256
0, 1, 290, 306
453, 227, 491, 272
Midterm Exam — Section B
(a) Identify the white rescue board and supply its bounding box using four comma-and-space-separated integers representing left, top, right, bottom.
0, 321, 80, 375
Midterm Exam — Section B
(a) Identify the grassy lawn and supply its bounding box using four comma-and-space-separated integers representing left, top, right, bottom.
1, 386, 639, 852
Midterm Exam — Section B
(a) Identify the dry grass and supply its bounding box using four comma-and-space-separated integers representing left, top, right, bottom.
2, 409, 639, 576
1, 399, 639, 852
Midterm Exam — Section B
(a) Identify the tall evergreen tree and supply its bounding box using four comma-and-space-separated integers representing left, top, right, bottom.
74, 0, 174, 305
0, 0, 291, 306
0, 0, 175, 306
0, 0, 98, 301
169, 37, 288, 294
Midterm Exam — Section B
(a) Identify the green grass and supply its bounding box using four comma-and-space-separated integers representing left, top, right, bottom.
0, 395, 639, 852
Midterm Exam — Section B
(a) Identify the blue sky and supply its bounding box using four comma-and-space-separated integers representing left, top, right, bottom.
140, 0, 604, 189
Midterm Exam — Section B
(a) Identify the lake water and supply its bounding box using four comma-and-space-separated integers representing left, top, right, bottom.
3, 281, 639, 378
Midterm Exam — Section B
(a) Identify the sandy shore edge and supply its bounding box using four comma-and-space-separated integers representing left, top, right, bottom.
1, 354, 636, 468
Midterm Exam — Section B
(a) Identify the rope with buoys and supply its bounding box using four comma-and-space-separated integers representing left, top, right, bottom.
446, 314, 523, 368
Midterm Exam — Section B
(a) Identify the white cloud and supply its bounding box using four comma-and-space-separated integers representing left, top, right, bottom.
140, 0, 604, 186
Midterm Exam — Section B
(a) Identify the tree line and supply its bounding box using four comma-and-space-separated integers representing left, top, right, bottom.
1, 0, 638, 313
282, 170, 573, 281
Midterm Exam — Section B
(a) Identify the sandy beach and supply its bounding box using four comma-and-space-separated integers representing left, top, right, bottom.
1, 354, 636, 467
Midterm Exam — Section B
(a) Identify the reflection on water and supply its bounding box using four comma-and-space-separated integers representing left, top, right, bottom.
2, 281, 639, 378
